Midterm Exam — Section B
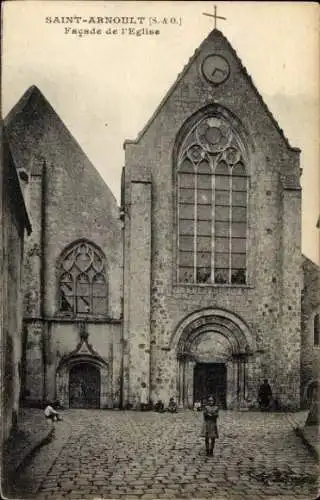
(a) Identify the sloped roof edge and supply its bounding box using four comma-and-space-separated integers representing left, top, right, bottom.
4, 85, 39, 127
124, 29, 300, 153
302, 254, 320, 270
3, 127, 32, 235
4, 86, 119, 208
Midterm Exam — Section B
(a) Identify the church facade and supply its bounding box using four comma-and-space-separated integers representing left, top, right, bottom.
4, 29, 318, 411
5, 87, 123, 410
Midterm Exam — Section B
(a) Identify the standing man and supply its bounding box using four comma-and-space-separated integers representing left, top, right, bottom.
258, 379, 273, 410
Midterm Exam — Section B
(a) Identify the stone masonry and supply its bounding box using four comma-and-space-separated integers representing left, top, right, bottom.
2, 28, 318, 413
123, 29, 302, 409
5, 88, 123, 408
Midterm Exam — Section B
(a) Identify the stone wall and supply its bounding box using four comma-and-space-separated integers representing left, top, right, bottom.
301, 256, 320, 404
5, 87, 123, 322
124, 30, 301, 409
1, 129, 31, 439
23, 319, 122, 407
5, 87, 123, 408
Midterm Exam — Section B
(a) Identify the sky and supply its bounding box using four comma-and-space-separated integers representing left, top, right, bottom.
2, 1, 319, 263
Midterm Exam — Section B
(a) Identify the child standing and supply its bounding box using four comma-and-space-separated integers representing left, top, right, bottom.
201, 395, 219, 455
140, 382, 148, 411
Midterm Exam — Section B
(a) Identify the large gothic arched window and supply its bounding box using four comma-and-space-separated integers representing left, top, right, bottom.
58, 241, 107, 315
177, 115, 248, 285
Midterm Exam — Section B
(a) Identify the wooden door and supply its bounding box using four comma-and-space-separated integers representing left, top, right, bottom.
69, 363, 100, 408
194, 363, 227, 408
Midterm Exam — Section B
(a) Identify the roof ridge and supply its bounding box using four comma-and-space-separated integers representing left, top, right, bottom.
4, 85, 46, 125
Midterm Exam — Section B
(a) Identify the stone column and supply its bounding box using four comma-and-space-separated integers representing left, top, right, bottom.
226, 360, 235, 407
56, 367, 69, 408
127, 167, 152, 405
100, 366, 109, 408
280, 174, 302, 409
185, 359, 195, 408
24, 321, 44, 404
177, 359, 184, 406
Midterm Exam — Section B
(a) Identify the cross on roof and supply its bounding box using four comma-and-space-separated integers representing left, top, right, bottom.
203, 5, 226, 30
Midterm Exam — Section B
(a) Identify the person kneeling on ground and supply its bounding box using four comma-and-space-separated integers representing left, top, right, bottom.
167, 397, 178, 413
44, 402, 62, 422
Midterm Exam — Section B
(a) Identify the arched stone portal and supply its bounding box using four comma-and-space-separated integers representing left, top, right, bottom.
172, 308, 255, 409
69, 363, 101, 408
56, 327, 110, 409
56, 356, 109, 409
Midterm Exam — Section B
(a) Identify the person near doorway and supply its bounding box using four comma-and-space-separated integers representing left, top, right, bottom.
140, 382, 148, 411
258, 379, 273, 410
44, 402, 62, 422
154, 400, 165, 412
167, 397, 178, 413
194, 400, 202, 411
201, 395, 219, 456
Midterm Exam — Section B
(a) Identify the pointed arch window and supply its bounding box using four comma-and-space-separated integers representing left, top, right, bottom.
58, 241, 107, 315
177, 115, 248, 285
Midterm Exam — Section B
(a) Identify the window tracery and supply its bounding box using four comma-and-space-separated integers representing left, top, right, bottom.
177, 114, 248, 285
58, 241, 107, 315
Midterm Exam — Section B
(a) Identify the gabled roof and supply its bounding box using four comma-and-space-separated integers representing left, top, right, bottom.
4, 85, 44, 127
302, 254, 320, 271
124, 29, 300, 153
4, 85, 119, 214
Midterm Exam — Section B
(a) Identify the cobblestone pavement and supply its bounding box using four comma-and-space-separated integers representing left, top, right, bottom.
16, 410, 320, 499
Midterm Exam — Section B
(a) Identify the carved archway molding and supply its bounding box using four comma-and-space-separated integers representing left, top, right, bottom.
56, 336, 109, 409
170, 307, 256, 354
171, 308, 256, 409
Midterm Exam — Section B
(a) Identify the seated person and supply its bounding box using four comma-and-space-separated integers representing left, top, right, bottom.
194, 401, 202, 411
154, 399, 165, 413
44, 402, 62, 422
167, 397, 178, 413
146, 399, 154, 411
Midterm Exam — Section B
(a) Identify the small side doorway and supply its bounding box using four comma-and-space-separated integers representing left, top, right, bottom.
69, 363, 100, 408
194, 363, 227, 408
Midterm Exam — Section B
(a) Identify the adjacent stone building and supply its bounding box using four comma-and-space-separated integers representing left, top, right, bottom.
3, 28, 319, 411
1, 126, 31, 440
301, 256, 320, 406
